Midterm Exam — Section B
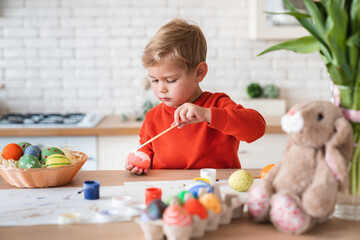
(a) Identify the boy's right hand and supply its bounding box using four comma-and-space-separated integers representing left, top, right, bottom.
125, 151, 151, 175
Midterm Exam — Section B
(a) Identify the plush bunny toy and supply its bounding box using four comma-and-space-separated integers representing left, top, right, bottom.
246, 100, 353, 234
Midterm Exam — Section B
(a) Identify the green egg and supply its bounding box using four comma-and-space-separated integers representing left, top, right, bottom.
17, 142, 32, 152
41, 147, 64, 162
177, 191, 194, 204
18, 155, 41, 169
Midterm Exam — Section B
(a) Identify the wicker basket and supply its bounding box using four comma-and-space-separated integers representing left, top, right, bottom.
0, 151, 87, 188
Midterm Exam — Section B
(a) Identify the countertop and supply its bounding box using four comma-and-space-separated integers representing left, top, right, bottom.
0, 169, 358, 240
0, 115, 283, 137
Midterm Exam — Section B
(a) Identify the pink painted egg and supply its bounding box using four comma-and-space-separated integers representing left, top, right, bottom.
127, 151, 151, 169
162, 205, 192, 227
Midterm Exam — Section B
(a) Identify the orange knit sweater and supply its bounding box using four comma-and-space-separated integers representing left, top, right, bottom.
138, 92, 266, 169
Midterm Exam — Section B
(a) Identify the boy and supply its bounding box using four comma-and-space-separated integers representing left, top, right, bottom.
126, 19, 266, 174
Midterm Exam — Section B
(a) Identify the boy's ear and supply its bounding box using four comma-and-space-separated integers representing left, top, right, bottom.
195, 62, 208, 82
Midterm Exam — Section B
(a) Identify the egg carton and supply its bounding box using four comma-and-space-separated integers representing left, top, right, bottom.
136, 183, 245, 240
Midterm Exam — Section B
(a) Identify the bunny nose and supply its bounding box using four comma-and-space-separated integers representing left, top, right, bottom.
281, 110, 304, 133
287, 109, 297, 116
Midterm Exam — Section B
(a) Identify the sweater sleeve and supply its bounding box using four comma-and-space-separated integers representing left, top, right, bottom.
208, 96, 266, 143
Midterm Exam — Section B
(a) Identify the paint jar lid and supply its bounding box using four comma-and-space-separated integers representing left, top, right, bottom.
58, 212, 80, 224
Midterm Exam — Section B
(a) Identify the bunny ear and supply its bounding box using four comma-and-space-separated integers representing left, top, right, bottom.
325, 117, 354, 191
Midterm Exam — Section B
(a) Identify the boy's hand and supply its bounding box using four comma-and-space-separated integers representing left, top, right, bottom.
174, 103, 211, 129
125, 151, 150, 175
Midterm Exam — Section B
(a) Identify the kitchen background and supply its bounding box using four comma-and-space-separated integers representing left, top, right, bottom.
0, 0, 332, 116
0, 0, 332, 170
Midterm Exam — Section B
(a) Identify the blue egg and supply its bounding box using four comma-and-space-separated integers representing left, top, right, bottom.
24, 145, 42, 160
140, 199, 166, 222
186, 180, 213, 198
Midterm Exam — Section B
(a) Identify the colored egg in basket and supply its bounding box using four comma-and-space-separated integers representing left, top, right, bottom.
45, 154, 71, 168
2, 143, 23, 160
41, 147, 65, 162
24, 146, 42, 160
18, 155, 41, 169
17, 142, 32, 152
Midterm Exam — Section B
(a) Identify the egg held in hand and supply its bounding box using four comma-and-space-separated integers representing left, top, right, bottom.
2, 143, 23, 160
127, 151, 151, 169
228, 169, 254, 192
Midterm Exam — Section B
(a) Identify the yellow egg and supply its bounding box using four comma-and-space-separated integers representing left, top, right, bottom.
199, 193, 222, 214
45, 154, 71, 168
228, 170, 253, 192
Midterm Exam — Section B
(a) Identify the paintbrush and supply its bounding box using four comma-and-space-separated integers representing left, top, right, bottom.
135, 122, 181, 151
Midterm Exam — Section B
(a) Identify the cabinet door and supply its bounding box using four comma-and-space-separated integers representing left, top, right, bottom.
98, 136, 139, 170
238, 133, 288, 169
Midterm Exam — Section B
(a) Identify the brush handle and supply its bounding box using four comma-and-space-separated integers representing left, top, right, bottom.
136, 124, 179, 151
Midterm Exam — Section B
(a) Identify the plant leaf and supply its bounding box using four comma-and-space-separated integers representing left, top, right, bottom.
347, 32, 360, 47
303, 0, 326, 35
283, 0, 332, 61
264, 11, 310, 18
257, 36, 320, 56
350, 0, 360, 34
325, 0, 352, 83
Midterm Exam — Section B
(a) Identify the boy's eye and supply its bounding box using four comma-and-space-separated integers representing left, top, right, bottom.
167, 79, 177, 83
151, 79, 159, 83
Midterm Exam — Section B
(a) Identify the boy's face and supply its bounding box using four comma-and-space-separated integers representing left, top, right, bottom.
147, 57, 202, 108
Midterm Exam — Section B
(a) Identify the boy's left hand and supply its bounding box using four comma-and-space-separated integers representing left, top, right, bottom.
174, 103, 211, 128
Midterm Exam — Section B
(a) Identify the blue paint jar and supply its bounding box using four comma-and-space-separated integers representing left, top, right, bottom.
83, 180, 100, 200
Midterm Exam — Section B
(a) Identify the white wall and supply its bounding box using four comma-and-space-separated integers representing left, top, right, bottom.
0, 0, 331, 116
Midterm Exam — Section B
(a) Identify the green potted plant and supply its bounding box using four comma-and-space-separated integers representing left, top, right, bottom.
258, 0, 360, 220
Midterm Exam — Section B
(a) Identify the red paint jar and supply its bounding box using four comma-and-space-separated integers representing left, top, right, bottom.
145, 187, 162, 205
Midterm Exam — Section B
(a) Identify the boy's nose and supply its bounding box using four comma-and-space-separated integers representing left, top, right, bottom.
159, 82, 168, 93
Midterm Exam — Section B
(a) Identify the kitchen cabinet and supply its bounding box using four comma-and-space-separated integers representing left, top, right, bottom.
98, 135, 139, 170
97, 133, 287, 170
239, 133, 288, 169
0, 116, 285, 170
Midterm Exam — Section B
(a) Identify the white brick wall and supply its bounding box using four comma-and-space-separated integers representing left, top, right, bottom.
0, 0, 332, 115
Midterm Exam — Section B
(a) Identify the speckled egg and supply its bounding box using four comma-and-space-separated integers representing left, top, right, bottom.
186, 180, 213, 198
177, 191, 194, 204
24, 146, 42, 160
45, 154, 71, 168
140, 199, 167, 222
17, 142, 32, 152
162, 205, 192, 227
199, 193, 222, 214
228, 169, 254, 192
18, 155, 41, 168
41, 147, 64, 162
184, 198, 208, 220
2, 143, 23, 160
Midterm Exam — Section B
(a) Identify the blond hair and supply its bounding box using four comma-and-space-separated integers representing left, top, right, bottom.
142, 19, 207, 73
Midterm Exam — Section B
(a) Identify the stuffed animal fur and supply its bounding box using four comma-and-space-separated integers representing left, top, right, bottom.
246, 100, 353, 234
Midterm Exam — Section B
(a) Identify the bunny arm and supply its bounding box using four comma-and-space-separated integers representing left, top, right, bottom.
325, 117, 353, 191
302, 152, 338, 218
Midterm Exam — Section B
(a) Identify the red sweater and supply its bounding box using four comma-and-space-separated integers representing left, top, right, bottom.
138, 92, 266, 169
